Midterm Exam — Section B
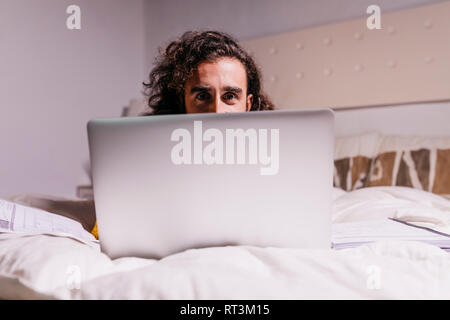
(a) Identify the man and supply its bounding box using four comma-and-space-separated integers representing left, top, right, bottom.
31, 30, 275, 239
142, 30, 274, 115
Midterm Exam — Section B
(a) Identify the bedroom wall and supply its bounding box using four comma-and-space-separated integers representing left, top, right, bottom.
1, 0, 447, 199
0, 0, 145, 198
243, 1, 450, 109
143, 0, 446, 73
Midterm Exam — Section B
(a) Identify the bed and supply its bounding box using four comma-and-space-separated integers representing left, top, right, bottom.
2, 1, 450, 299
2, 101, 450, 299
1, 185, 450, 300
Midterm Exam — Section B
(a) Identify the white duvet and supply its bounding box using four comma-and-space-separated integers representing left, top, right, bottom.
1, 186, 450, 300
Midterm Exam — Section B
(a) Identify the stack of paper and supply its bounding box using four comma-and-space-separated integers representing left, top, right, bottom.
332, 218, 450, 251
0, 199, 98, 247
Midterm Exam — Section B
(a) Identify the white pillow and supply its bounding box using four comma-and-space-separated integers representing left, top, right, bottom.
335, 131, 381, 160
333, 132, 381, 191
367, 134, 450, 197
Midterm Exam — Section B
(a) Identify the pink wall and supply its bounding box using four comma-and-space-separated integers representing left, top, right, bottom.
0, 0, 145, 198
143, 0, 445, 72
1, 0, 446, 198
244, 1, 450, 109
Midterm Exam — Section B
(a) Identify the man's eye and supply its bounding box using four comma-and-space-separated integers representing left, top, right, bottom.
223, 93, 237, 101
196, 92, 210, 101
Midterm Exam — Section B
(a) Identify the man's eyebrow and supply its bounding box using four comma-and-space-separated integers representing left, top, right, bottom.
223, 86, 242, 94
189, 86, 243, 94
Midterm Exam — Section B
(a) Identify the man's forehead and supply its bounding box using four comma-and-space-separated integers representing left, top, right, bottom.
187, 57, 247, 88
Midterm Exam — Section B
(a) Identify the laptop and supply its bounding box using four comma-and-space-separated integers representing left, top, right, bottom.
87, 109, 334, 259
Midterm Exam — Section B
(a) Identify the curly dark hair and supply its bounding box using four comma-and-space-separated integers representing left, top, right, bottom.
141, 30, 275, 115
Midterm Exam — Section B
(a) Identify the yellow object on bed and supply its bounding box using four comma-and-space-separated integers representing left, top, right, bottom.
91, 221, 98, 240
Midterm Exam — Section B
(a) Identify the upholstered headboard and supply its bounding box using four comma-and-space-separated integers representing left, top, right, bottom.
242, 1, 450, 110
334, 101, 450, 137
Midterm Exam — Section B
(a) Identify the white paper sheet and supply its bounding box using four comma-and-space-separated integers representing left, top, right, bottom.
332, 218, 450, 250
0, 199, 98, 246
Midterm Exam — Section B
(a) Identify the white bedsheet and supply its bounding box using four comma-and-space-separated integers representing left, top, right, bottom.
1, 186, 450, 300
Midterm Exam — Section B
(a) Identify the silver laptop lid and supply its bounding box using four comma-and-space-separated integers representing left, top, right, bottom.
88, 109, 334, 259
